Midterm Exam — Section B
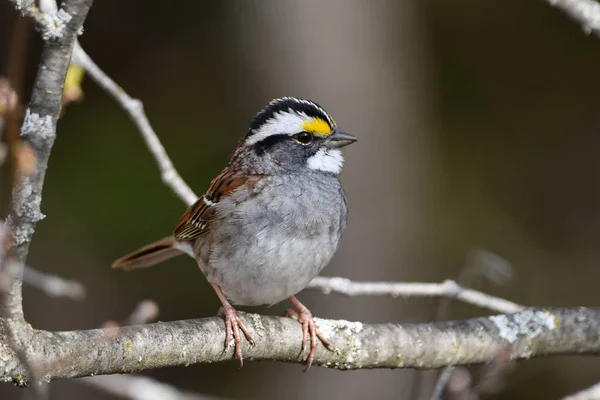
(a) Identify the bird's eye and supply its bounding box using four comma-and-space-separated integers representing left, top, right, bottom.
295, 131, 313, 145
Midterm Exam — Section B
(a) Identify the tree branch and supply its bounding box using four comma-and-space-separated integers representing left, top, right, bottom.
0, 1, 93, 394
3, 0, 93, 320
307, 277, 523, 314
0, 307, 596, 383
81, 301, 217, 400
1, 2, 598, 395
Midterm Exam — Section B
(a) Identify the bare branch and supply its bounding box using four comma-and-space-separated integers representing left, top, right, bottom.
430, 366, 456, 400
0, 307, 596, 384
0, 1, 93, 395
307, 277, 524, 314
0, 262, 46, 394
85, 302, 215, 400
71, 44, 198, 206
415, 251, 514, 400
3, 0, 93, 320
0, 220, 85, 301
1, 1, 598, 394
22, 266, 86, 301
80, 375, 222, 400
547, 0, 600, 37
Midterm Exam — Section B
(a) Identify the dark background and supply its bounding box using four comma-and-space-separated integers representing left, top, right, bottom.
2, 0, 600, 399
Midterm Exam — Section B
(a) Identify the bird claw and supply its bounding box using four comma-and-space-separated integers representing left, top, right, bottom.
218, 306, 254, 367
284, 306, 335, 371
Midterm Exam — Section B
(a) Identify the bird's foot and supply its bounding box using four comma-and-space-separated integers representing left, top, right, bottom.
285, 297, 336, 371
217, 305, 255, 367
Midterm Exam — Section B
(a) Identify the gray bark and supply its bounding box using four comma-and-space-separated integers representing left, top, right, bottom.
3, 0, 94, 320
0, 308, 597, 384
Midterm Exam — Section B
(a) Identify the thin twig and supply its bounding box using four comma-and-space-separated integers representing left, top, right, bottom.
429, 366, 456, 400
22, 266, 86, 300
435, 249, 514, 320
307, 277, 524, 314
426, 250, 514, 399
0, 220, 85, 301
71, 44, 198, 206
430, 348, 513, 400
12, 0, 197, 205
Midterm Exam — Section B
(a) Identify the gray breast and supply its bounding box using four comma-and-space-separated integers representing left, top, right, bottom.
202, 173, 348, 306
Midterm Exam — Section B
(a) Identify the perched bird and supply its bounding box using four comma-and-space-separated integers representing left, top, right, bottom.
112, 97, 357, 369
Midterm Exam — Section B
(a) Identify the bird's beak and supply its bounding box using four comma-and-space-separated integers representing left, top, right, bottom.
324, 129, 358, 149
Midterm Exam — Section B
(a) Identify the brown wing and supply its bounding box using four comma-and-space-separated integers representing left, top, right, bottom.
173, 168, 248, 241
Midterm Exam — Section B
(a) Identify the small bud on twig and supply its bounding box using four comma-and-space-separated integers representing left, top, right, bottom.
60, 65, 85, 115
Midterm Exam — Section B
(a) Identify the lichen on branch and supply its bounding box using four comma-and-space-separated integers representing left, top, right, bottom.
0, 308, 598, 384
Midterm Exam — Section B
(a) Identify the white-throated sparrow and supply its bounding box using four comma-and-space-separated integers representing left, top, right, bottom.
113, 97, 357, 369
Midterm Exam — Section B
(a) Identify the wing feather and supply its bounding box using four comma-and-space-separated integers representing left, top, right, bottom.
173, 168, 248, 241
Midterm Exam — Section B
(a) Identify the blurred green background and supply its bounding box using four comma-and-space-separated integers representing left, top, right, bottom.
2, 0, 600, 399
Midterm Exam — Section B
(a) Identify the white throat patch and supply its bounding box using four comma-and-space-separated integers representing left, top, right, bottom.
307, 148, 344, 174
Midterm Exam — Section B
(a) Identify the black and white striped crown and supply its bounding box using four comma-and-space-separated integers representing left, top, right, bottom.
246, 97, 335, 137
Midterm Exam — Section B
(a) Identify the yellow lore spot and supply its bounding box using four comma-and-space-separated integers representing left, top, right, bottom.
302, 118, 332, 135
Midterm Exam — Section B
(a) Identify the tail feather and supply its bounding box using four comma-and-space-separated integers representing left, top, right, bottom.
112, 236, 182, 270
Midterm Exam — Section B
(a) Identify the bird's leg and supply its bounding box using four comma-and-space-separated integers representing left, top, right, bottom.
284, 296, 336, 371
212, 283, 255, 367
